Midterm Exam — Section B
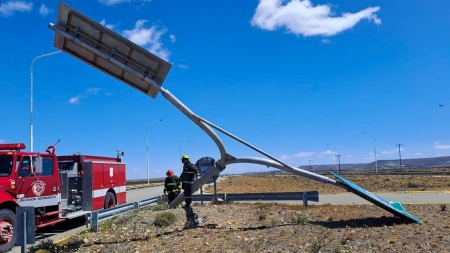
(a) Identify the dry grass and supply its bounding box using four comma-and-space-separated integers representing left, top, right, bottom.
204, 173, 450, 194
41, 173, 450, 253
57, 202, 450, 253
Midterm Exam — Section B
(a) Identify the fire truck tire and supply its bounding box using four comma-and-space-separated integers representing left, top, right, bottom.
0, 209, 16, 252
104, 192, 116, 209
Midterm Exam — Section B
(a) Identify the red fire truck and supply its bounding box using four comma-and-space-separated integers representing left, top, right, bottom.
0, 142, 126, 251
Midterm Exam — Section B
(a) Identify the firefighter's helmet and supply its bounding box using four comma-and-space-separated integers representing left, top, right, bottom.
166, 170, 174, 176
181, 155, 190, 160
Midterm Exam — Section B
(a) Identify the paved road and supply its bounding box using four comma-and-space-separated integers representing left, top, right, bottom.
310, 191, 450, 205
126, 185, 164, 203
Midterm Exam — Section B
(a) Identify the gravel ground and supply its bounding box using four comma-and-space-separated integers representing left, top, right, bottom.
30, 173, 450, 253
52, 202, 449, 253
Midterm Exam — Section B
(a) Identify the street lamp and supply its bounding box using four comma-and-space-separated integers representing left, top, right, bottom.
337, 154, 341, 174
30, 50, 62, 152
146, 119, 163, 184
396, 144, 403, 171
361, 132, 378, 173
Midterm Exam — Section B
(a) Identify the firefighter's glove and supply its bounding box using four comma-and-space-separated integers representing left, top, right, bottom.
163, 189, 167, 195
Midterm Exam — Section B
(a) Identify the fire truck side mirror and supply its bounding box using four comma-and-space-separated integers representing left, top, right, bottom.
34, 157, 43, 174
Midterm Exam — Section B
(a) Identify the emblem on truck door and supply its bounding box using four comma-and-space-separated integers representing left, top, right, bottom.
31, 180, 46, 196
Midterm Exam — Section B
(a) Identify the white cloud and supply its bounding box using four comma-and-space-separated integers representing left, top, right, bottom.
281, 151, 314, 161
98, 0, 151, 6
434, 142, 450, 150
251, 0, 381, 37
322, 150, 336, 155
100, 19, 115, 30
0, 139, 5, 144
0, 1, 33, 17
178, 64, 189, 69
122, 20, 171, 61
69, 88, 101, 104
169, 34, 176, 43
38, 4, 50, 17
381, 147, 404, 155
69, 96, 81, 104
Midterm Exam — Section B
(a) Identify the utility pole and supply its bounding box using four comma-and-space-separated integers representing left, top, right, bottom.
396, 144, 403, 171
337, 155, 341, 174
308, 160, 312, 172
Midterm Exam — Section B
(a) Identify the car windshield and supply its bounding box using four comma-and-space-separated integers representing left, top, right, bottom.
0, 155, 13, 176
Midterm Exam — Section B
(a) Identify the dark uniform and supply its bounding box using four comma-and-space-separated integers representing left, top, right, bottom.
164, 174, 181, 204
180, 161, 199, 207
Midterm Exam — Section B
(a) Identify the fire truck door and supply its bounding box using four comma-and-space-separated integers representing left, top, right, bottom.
16, 156, 60, 207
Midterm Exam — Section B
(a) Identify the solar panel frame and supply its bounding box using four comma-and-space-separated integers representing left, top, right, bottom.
52, 2, 171, 98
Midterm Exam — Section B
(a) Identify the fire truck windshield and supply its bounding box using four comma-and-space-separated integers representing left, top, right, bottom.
0, 155, 13, 176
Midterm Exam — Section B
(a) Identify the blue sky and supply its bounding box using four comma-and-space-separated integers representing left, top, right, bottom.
1, 0, 449, 179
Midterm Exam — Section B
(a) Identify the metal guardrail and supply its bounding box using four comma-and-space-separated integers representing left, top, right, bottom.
191, 191, 319, 207
89, 196, 160, 232
88, 191, 319, 232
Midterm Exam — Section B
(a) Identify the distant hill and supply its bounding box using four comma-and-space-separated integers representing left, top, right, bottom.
298, 156, 450, 171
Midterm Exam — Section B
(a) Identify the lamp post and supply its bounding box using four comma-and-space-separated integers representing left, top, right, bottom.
146, 119, 163, 184
362, 132, 378, 173
337, 154, 341, 174
396, 144, 403, 171
30, 50, 62, 152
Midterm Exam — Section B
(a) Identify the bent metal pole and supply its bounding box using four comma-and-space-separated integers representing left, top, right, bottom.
46, 7, 422, 222
49, 21, 342, 208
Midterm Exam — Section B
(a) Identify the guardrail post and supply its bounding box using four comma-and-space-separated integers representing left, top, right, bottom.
91, 211, 99, 232
224, 193, 228, 204
85, 212, 91, 228
157, 195, 162, 204
302, 192, 308, 207
16, 206, 35, 252
133, 202, 139, 209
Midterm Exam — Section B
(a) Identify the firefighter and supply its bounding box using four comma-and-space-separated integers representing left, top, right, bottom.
179, 155, 199, 208
164, 169, 181, 204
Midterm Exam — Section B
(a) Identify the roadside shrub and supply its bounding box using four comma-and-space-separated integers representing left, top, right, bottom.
256, 201, 271, 209
100, 213, 132, 231
287, 213, 308, 224
152, 203, 168, 211
28, 237, 84, 253
296, 214, 309, 224
154, 211, 177, 227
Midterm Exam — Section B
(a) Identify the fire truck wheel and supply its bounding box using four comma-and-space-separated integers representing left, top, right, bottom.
104, 192, 116, 209
0, 209, 16, 252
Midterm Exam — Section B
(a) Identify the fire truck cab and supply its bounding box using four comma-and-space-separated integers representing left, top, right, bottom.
0, 143, 126, 252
